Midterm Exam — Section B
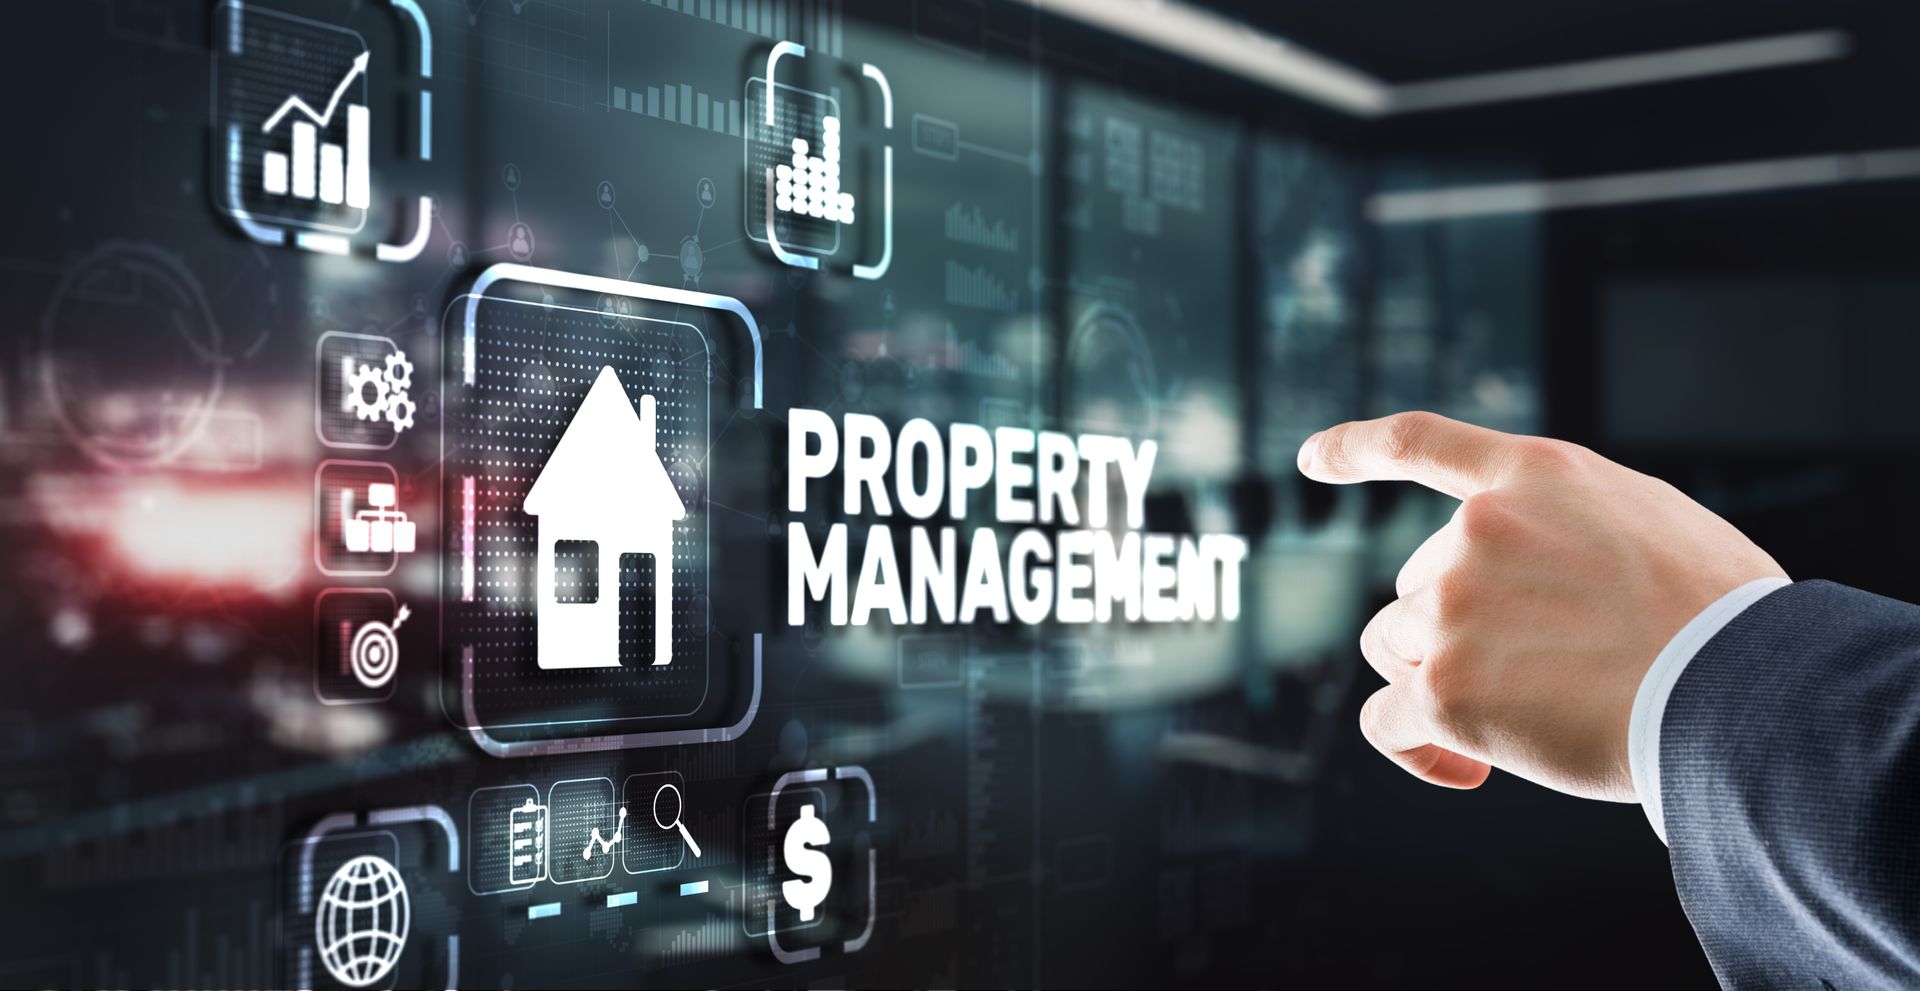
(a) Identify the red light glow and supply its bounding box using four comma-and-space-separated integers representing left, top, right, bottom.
35, 474, 307, 595
111, 483, 305, 591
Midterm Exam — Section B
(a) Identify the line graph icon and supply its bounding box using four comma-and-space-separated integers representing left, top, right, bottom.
212, 1, 433, 263
546, 777, 621, 884
582, 806, 627, 862
260, 51, 370, 208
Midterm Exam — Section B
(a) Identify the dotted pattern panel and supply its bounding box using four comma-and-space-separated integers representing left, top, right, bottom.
552, 540, 598, 604
745, 78, 841, 255
620, 772, 686, 875
546, 778, 619, 885
213, 5, 368, 234
448, 297, 710, 733
741, 788, 826, 937
467, 784, 544, 893
774, 118, 856, 225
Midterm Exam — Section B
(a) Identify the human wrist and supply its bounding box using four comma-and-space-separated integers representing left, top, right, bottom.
1626, 576, 1793, 841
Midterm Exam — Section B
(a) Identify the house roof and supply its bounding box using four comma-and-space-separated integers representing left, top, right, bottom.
523, 365, 688, 522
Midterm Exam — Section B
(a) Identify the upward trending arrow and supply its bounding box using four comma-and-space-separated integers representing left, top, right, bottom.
261, 50, 370, 134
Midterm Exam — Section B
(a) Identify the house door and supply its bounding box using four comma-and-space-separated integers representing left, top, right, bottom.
618, 552, 673, 665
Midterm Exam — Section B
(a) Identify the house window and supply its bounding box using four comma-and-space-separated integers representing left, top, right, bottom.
553, 540, 598, 603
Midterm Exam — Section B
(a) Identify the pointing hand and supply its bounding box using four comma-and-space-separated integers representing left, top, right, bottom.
1298, 412, 1785, 801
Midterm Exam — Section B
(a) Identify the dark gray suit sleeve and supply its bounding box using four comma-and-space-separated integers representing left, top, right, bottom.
1663, 579, 1920, 989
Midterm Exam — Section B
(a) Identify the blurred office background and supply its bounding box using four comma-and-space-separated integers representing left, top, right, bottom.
3, 1, 1917, 986
1188, 1, 1920, 984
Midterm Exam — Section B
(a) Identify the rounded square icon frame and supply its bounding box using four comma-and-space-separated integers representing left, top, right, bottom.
466, 783, 544, 895
211, 3, 370, 238
546, 776, 620, 886
286, 828, 398, 989
621, 771, 689, 876
211, 0, 435, 263
753, 41, 894, 281
743, 78, 845, 258
443, 304, 718, 737
455, 302, 709, 696
765, 764, 877, 963
314, 586, 399, 705
740, 785, 825, 939
295, 804, 460, 989
447, 264, 766, 759
316, 330, 407, 451
314, 459, 402, 578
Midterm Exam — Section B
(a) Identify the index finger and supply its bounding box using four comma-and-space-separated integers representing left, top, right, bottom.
1296, 411, 1516, 499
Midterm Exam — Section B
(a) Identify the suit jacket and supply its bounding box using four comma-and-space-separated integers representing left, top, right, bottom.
1665, 579, 1920, 988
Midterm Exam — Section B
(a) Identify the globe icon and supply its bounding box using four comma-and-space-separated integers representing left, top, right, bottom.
314, 854, 410, 988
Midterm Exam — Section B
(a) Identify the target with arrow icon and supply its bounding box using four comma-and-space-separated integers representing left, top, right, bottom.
315, 590, 410, 703
350, 604, 410, 690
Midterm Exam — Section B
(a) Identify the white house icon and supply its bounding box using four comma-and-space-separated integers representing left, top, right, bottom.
523, 365, 686, 669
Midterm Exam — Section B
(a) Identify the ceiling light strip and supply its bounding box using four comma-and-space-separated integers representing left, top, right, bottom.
1368, 148, 1920, 223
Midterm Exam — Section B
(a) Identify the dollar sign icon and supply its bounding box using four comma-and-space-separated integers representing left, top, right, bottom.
780, 803, 833, 921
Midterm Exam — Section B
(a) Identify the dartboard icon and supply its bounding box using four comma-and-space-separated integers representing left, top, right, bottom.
350, 605, 410, 689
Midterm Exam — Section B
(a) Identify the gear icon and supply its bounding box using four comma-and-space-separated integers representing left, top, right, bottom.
347, 362, 391, 421
384, 393, 417, 433
384, 350, 414, 393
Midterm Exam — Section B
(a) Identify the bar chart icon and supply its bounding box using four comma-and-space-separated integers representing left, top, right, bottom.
212, 1, 433, 262
260, 51, 370, 209
213, 5, 370, 238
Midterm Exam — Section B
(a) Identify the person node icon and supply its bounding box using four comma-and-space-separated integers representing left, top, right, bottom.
680, 235, 705, 283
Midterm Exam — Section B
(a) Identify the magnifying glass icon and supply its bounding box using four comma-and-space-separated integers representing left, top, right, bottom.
652, 783, 701, 858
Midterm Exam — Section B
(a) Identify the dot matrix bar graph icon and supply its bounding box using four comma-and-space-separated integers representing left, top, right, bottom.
260, 52, 371, 209
750, 40, 894, 280
776, 119, 855, 225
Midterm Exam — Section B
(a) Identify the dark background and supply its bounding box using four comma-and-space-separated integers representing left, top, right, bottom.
2, 0, 1916, 987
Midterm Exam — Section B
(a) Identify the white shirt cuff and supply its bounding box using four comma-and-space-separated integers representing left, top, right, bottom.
1627, 576, 1791, 844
